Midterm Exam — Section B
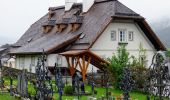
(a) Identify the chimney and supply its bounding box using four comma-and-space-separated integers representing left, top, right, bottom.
83, 0, 95, 12
65, 0, 77, 11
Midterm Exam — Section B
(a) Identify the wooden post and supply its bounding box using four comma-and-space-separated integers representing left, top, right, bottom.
78, 55, 91, 82
66, 56, 79, 77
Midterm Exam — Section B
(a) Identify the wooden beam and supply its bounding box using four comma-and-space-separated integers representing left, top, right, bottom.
77, 58, 83, 71
77, 55, 91, 82
85, 56, 91, 72
66, 56, 76, 77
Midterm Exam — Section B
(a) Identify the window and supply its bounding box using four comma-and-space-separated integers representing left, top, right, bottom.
80, 33, 86, 39
119, 29, 126, 42
56, 55, 62, 66
19, 56, 25, 69
128, 31, 134, 41
31, 56, 35, 67
27, 38, 33, 43
110, 30, 116, 41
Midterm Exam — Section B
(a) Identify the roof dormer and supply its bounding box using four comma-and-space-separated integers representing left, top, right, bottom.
55, 18, 70, 32
48, 11, 55, 19
70, 16, 83, 32
42, 20, 56, 33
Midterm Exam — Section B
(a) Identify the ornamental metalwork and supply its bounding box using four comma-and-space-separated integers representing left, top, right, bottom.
34, 51, 53, 100
103, 69, 109, 99
91, 66, 95, 96
147, 51, 170, 99
120, 67, 134, 100
54, 63, 64, 100
74, 72, 80, 100
16, 69, 29, 98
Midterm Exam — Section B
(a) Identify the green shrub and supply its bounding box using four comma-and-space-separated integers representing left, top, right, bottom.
64, 85, 74, 95
166, 49, 170, 57
106, 45, 138, 89
130, 66, 148, 92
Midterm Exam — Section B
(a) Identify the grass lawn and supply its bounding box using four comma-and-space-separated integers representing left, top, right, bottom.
0, 93, 18, 100
60, 87, 147, 100
1, 77, 148, 100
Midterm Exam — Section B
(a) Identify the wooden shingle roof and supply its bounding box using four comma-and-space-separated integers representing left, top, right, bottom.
10, 0, 166, 54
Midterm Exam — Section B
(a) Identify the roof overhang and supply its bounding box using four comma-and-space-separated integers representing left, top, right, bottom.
10, 34, 81, 55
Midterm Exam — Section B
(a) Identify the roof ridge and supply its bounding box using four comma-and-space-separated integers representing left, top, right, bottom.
95, 0, 117, 3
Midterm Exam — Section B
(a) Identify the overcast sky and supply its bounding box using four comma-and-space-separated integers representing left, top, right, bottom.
0, 0, 170, 45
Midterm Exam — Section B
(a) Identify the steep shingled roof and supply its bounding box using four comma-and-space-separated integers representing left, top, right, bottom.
10, 0, 166, 54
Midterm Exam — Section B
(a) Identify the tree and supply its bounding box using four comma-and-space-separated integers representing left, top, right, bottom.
138, 43, 146, 67
106, 45, 136, 88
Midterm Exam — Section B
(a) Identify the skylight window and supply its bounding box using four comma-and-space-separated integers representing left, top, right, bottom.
80, 33, 86, 39
27, 38, 33, 43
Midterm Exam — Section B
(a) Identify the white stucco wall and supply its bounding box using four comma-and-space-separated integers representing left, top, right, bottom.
15, 55, 38, 73
15, 54, 68, 73
47, 54, 67, 67
89, 21, 156, 71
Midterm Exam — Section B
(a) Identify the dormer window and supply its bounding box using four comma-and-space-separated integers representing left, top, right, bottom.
70, 16, 83, 32
55, 18, 70, 32
71, 23, 81, 32
56, 24, 67, 32
42, 20, 55, 33
43, 25, 53, 33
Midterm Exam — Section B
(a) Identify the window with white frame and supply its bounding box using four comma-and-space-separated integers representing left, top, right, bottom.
128, 31, 134, 41
110, 30, 116, 41
31, 56, 35, 67
118, 29, 126, 42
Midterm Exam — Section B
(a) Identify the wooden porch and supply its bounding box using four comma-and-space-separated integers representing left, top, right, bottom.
60, 50, 109, 82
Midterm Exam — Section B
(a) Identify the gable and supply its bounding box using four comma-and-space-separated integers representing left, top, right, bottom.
91, 21, 155, 51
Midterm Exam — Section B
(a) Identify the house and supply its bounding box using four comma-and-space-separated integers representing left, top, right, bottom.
0, 44, 15, 68
10, 0, 166, 81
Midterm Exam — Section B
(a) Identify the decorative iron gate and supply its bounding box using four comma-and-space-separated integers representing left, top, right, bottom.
147, 51, 170, 99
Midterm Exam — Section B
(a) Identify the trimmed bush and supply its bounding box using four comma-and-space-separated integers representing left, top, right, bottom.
130, 66, 148, 92
64, 85, 74, 95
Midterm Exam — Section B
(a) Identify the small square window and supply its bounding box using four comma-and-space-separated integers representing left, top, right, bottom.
128, 31, 134, 41
111, 30, 116, 41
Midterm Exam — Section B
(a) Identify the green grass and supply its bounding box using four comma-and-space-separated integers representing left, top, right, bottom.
1, 77, 148, 100
0, 93, 18, 100
53, 85, 147, 100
